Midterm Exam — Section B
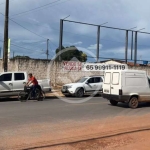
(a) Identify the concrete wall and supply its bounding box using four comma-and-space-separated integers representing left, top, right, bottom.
3, 59, 51, 79
1, 59, 150, 86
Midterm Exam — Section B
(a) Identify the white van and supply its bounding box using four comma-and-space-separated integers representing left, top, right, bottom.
102, 70, 150, 109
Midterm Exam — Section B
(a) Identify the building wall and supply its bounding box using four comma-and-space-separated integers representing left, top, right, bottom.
0, 59, 150, 86
102, 60, 121, 64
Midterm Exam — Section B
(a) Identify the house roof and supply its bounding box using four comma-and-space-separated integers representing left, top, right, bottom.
100, 59, 125, 63
99, 59, 125, 64
99, 59, 143, 67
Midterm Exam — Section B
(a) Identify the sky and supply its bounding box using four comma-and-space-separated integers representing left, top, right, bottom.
0, 0, 150, 62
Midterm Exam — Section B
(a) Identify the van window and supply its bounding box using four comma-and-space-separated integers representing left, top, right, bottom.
14, 73, 25, 81
104, 72, 111, 84
125, 77, 146, 86
112, 72, 119, 85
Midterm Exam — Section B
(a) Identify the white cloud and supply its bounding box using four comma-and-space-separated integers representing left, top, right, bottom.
1, 0, 150, 60
64, 41, 83, 46
28, 18, 39, 24
73, 41, 82, 45
87, 44, 103, 50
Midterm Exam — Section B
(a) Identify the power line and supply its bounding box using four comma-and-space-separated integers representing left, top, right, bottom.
0, 0, 15, 6
11, 43, 38, 51
0, 31, 45, 45
10, 0, 62, 17
0, 38, 43, 53
10, 0, 72, 18
11, 43, 45, 53
0, 12, 45, 39
10, 19, 46, 39
0, 12, 58, 47
10, 19, 57, 47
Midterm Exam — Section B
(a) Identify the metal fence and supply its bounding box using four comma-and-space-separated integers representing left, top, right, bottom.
58, 19, 150, 65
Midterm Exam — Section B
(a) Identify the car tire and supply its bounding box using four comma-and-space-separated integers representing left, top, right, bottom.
64, 95, 71, 97
110, 100, 118, 106
75, 88, 84, 98
129, 97, 139, 109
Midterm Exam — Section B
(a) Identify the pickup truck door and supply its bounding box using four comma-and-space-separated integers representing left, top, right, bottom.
84, 77, 97, 91
13, 73, 27, 91
38, 79, 51, 92
0, 73, 13, 92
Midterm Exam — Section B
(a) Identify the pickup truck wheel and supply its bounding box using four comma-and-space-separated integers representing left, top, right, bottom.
110, 100, 118, 106
129, 97, 139, 109
75, 88, 84, 98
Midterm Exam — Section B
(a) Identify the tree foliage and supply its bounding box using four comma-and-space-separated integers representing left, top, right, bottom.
13, 55, 30, 59
55, 46, 87, 62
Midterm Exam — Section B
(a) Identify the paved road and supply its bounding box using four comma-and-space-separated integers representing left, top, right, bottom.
0, 96, 150, 129
1, 97, 150, 149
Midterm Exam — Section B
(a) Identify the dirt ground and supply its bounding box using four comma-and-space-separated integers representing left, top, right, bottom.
2, 114, 150, 150
39, 131, 150, 150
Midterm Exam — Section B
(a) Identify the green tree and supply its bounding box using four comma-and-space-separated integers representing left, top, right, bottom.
55, 46, 87, 62
13, 55, 30, 59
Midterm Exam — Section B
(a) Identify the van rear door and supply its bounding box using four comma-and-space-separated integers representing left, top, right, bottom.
103, 72, 111, 94
110, 72, 121, 95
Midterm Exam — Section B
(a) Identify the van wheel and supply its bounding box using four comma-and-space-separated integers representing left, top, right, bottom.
110, 100, 118, 106
75, 88, 84, 97
129, 97, 139, 109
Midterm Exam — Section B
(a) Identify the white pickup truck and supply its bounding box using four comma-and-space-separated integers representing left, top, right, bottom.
0, 72, 51, 97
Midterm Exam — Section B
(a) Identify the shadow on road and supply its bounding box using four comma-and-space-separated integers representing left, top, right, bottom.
0, 98, 18, 102
108, 102, 150, 109
0, 96, 62, 103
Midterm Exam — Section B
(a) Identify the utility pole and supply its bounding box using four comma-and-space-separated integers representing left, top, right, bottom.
131, 31, 133, 60
3, 0, 9, 72
134, 31, 137, 66
125, 30, 128, 64
133, 28, 145, 66
96, 22, 108, 63
46, 39, 49, 60
0, 47, 1, 58
59, 19, 63, 61
13, 51, 15, 59
128, 27, 137, 60
97, 26, 100, 63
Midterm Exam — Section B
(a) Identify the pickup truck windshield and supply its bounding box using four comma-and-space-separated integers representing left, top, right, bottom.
77, 78, 88, 83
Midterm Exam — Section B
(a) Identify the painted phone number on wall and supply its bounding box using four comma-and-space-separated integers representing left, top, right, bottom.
83, 64, 128, 71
